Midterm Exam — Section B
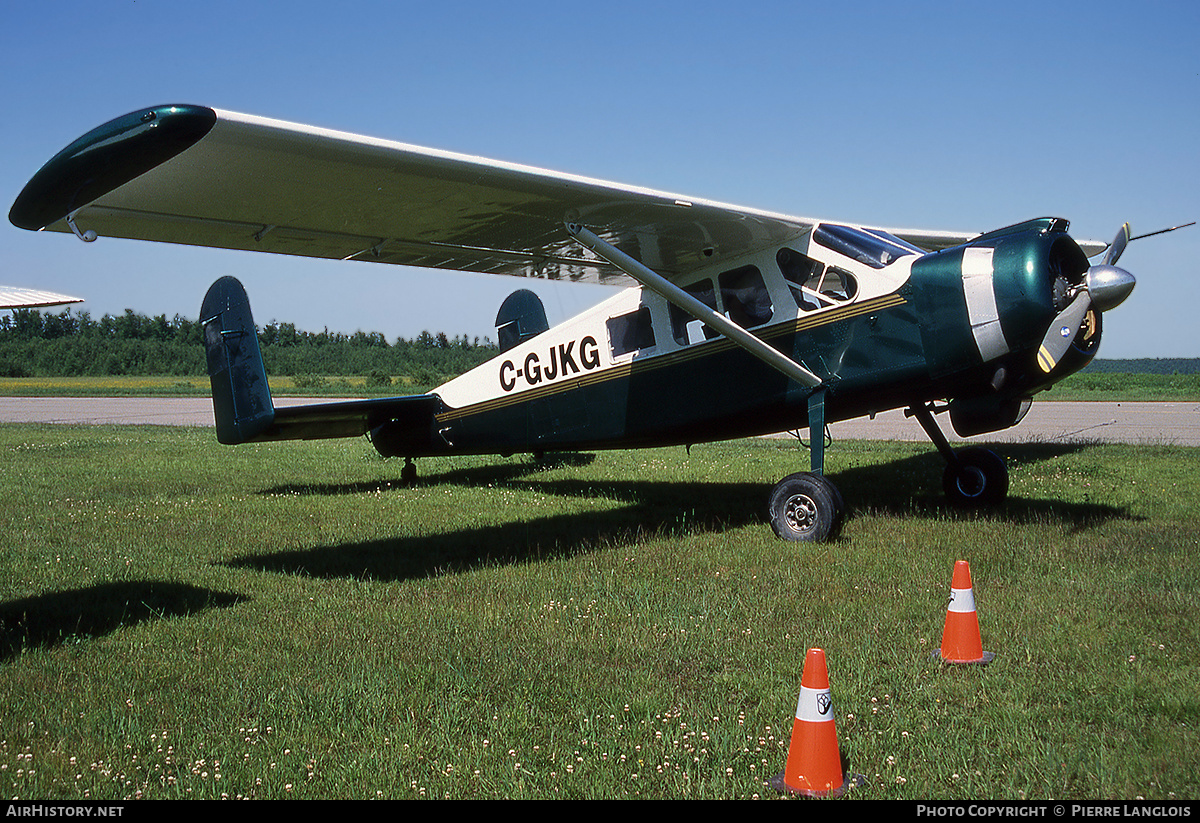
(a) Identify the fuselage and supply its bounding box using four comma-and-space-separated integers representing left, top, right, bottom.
370, 218, 1099, 459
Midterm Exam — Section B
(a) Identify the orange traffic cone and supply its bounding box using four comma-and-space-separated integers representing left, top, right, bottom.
770, 648, 859, 797
935, 560, 994, 665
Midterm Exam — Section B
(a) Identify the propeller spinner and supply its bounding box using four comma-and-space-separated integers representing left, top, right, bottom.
1036, 223, 1138, 374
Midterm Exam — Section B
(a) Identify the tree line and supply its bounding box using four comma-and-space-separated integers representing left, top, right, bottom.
3, 306, 1194, 381
0, 307, 497, 382
1082, 358, 1200, 375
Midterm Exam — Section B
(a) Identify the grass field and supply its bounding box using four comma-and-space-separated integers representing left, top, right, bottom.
0, 423, 1196, 800
1, 369, 1199, 401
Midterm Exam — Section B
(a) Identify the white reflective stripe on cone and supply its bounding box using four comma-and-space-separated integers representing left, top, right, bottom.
795, 685, 833, 723
948, 586, 976, 613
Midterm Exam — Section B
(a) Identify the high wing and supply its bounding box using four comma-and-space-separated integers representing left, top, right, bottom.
0, 287, 83, 310
11, 104, 1058, 287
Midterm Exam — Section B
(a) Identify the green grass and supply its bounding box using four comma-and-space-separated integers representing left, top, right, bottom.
1041, 372, 1200, 401
0, 425, 1197, 799
2, 370, 1199, 400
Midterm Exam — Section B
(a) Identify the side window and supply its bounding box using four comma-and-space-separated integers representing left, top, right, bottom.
670, 279, 719, 345
606, 306, 656, 357
818, 266, 858, 302
777, 248, 858, 312
719, 265, 773, 328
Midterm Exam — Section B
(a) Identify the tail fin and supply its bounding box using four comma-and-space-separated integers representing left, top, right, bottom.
200, 276, 274, 444
495, 288, 549, 352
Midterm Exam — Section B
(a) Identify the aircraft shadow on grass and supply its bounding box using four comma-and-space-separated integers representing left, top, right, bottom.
833, 440, 1140, 530
225, 441, 1136, 582
0, 581, 245, 661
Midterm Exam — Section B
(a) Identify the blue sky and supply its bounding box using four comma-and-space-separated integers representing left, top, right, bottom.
3, 0, 1197, 356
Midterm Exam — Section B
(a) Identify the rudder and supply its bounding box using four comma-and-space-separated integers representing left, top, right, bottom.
495, 289, 549, 352
200, 276, 274, 444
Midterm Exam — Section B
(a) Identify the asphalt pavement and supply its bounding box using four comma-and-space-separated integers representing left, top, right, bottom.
0, 397, 1197, 446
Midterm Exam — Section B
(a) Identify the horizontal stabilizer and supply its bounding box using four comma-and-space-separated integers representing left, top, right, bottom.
265, 394, 441, 444
200, 275, 444, 448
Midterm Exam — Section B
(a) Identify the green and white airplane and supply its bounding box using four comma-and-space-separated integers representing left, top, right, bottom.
0, 288, 82, 311
9, 105, 1187, 541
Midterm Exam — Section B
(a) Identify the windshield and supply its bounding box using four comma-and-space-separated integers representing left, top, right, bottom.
813, 224, 921, 269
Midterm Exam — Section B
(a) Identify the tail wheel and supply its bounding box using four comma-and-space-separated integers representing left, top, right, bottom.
943, 447, 1008, 507
401, 458, 417, 485
768, 472, 843, 542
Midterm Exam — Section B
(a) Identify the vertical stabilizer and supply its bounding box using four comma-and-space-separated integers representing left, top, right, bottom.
495, 288, 549, 352
200, 276, 274, 444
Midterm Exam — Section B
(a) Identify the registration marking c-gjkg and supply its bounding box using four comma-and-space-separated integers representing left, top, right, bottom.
499, 336, 601, 392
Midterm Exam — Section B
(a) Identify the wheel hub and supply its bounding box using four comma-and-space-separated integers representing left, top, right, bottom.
783, 493, 818, 534
954, 466, 986, 498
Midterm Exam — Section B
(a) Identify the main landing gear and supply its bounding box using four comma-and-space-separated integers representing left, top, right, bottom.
767, 398, 1010, 542
768, 471, 845, 542
909, 403, 1009, 507
768, 389, 845, 542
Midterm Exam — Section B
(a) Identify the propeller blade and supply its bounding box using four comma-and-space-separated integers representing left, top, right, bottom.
1037, 291, 1092, 373
1103, 223, 1131, 266
1130, 221, 1195, 242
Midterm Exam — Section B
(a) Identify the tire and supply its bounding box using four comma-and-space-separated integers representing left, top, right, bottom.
942, 447, 1008, 507
768, 472, 843, 542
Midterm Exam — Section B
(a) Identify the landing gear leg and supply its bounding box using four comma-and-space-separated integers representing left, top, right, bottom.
401, 457, 417, 485
909, 403, 1008, 507
768, 389, 844, 541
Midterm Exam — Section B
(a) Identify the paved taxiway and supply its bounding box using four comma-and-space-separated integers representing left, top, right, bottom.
0, 397, 1197, 446
0, 396, 348, 428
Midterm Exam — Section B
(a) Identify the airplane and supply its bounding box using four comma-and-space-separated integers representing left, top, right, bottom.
0, 287, 82, 311
8, 104, 1192, 541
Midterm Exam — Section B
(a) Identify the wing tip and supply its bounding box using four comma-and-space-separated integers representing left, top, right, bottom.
9, 104, 217, 232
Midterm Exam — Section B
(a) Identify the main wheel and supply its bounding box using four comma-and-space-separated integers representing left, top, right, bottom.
942, 447, 1008, 507
768, 472, 843, 542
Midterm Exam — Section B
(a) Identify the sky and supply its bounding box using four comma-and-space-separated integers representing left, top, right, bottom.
3, 0, 1197, 357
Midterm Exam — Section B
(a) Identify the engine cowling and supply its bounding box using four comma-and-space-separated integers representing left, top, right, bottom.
908, 217, 1102, 397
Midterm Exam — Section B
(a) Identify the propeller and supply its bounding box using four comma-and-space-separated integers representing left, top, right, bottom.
1103, 222, 1130, 265
1036, 291, 1097, 373
1037, 223, 1137, 374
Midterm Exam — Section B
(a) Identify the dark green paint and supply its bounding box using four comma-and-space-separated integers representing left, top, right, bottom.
905, 246, 976, 378
201, 276, 277, 445
906, 220, 1090, 382
411, 299, 933, 459
9, 104, 217, 231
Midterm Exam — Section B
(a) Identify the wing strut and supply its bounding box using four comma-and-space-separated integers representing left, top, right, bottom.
565, 223, 823, 390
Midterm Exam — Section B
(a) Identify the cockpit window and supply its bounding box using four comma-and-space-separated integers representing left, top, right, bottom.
719, 265, 773, 328
670, 279, 719, 345
814, 224, 919, 269
777, 248, 858, 312
670, 266, 774, 346
862, 228, 924, 255
607, 306, 655, 357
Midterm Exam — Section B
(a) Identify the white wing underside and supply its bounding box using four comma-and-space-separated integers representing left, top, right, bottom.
37, 109, 1015, 288
0, 287, 83, 310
